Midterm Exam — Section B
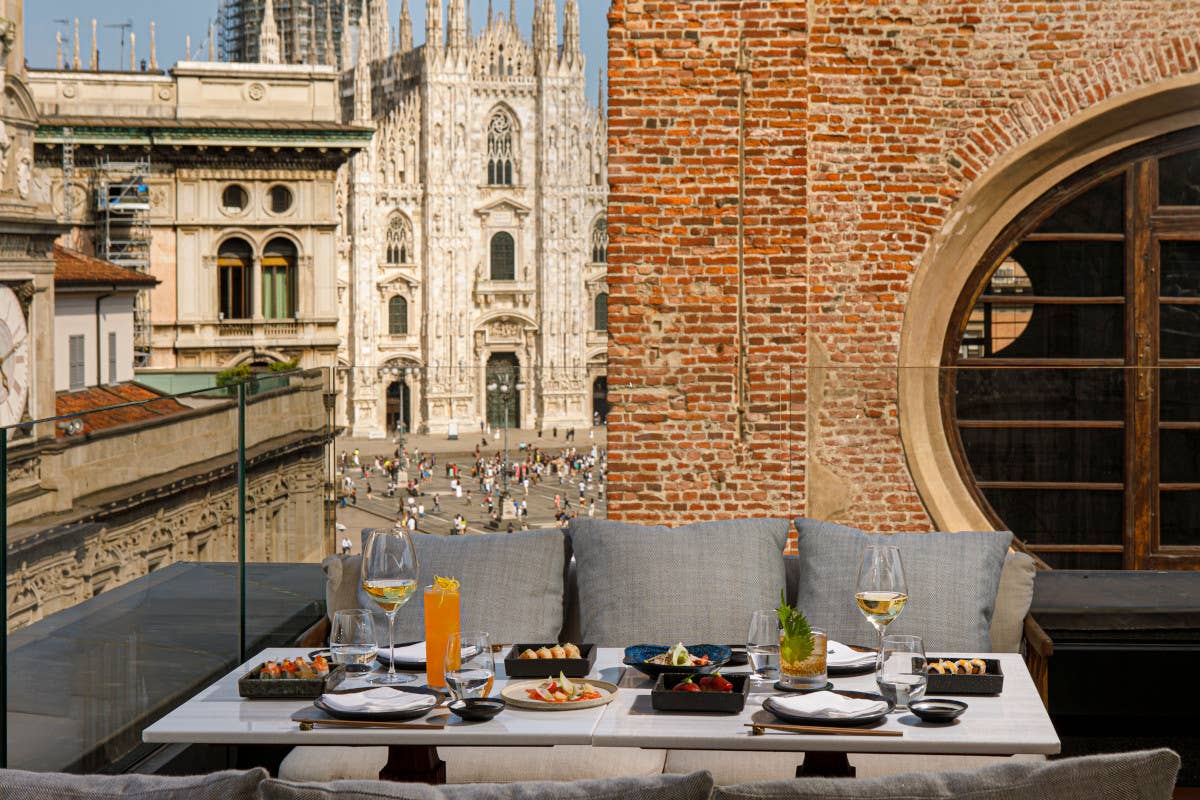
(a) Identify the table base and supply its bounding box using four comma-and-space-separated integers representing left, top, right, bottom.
796, 751, 855, 778
380, 745, 446, 784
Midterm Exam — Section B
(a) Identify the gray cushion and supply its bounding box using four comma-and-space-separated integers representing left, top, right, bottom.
711, 748, 1179, 800
568, 518, 789, 646
0, 767, 267, 800
792, 519, 1012, 651
261, 769, 714, 800
357, 529, 567, 644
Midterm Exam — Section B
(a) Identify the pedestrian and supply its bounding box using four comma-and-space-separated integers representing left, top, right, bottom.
407, 514, 417, 533
554, 494, 562, 510
588, 499, 595, 518
455, 482, 463, 500
579, 481, 585, 500
350, 486, 358, 506
418, 503, 425, 519
341, 535, 352, 553
433, 494, 441, 512
506, 522, 514, 533
366, 482, 373, 500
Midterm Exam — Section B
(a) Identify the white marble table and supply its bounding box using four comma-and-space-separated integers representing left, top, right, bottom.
144, 647, 1059, 778
599, 652, 1060, 756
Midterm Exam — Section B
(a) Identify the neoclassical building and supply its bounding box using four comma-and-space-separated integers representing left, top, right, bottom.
336, 0, 608, 437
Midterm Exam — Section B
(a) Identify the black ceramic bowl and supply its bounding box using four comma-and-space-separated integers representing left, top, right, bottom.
909, 698, 968, 723
448, 697, 506, 721
623, 644, 732, 679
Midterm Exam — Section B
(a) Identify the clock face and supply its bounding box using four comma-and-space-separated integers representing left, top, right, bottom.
0, 285, 29, 428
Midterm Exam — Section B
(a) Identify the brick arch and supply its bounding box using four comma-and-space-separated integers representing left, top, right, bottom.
951, 35, 1200, 186
899, 61, 1200, 533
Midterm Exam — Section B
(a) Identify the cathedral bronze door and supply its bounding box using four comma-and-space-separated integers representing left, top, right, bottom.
486, 353, 521, 430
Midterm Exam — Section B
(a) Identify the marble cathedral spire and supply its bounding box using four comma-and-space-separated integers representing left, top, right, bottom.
426, 0, 443, 52
259, 0, 282, 64
398, 0, 413, 51
354, 0, 372, 121
510, 0, 518, 31
487, 0, 493, 27
340, 0, 353, 69
448, 0, 467, 50
372, 0, 390, 60
563, 0, 579, 61
324, 0, 335, 66
72, 18, 81, 69
533, 0, 557, 65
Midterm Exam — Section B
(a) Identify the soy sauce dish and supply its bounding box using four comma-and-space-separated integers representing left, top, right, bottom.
448, 698, 506, 721
908, 698, 967, 723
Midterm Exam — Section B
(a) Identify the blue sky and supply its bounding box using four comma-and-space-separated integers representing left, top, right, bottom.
25, 1, 608, 101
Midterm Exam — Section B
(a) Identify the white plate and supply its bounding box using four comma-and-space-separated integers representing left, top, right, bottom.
500, 679, 618, 711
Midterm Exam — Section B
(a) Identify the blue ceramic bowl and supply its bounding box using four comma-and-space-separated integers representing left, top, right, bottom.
623, 644, 732, 679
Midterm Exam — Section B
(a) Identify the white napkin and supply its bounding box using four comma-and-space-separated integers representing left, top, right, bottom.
319, 687, 437, 715
376, 642, 479, 665
826, 641, 877, 668
771, 691, 889, 719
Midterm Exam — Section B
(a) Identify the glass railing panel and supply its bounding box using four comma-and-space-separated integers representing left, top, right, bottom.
4, 386, 241, 771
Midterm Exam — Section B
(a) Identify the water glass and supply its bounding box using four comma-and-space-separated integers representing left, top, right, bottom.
444, 631, 495, 700
876, 634, 927, 710
746, 610, 781, 682
329, 609, 377, 672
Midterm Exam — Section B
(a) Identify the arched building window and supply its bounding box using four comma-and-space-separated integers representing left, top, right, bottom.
262, 237, 297, 319
490, 232, 515, 281
386, 214, 413, 265
487, 110, 515, 186
594, 292, 608, 331
389, 296, 409, 335
217, 238, 253, 319
592, 218, 608, 263
944, 126, 1200, 571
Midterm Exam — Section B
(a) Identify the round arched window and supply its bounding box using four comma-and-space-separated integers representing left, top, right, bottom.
221, 184, 248, 213
944, 127, 1200, 571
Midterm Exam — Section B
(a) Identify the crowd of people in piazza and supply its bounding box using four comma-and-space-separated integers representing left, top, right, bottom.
335, 426, 606, 538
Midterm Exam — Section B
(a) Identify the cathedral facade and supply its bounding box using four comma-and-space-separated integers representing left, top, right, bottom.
336, 0, 607, 438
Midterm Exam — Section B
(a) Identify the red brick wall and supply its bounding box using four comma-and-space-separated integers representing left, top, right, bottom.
606, 1, 1200, 529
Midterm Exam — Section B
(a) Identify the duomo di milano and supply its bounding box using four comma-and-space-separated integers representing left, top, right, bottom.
339, 0, 608, 437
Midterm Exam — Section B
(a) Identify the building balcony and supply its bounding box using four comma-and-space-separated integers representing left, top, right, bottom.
173, 318, 341, 350
474, 278, 536, 307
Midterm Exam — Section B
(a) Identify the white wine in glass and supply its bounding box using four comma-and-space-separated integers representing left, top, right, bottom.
855, 545, 908, 653
361, 529, 420, 685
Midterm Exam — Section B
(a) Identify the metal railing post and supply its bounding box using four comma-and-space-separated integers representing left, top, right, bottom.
237, 381, 247, 663
1, 429, 8, 769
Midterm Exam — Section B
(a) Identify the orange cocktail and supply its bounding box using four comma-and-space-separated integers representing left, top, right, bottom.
424, 578, 461, 688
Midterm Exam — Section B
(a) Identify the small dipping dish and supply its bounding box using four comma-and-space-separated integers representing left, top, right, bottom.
448, 697, 506, 721
909, 698, 967, 724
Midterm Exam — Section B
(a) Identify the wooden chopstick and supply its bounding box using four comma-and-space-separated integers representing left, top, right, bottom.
297, 717, 447, 731
745, 723, 901, 737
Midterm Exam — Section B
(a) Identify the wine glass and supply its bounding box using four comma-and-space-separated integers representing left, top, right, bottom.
746, 610, 781, 683
361, 528, 419, 685
855, 545, 908, 654
444, 631, 495, 700
877, 634, 927, 709
329, 609, 377, 673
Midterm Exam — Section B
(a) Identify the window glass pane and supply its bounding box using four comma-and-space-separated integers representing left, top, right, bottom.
1036, 174, 1124, 233
1159, 491, 1200, 546
1159, 304, 1200, 358
994, 241, 1124, 296
490, 233, 515, 280
982, 488, 1123, 548
1159, 429, 1200, 484
954, 368, 1124, 420
1160, 368, 1200, 420
963, 304, 1123, 359
1159, 240, 1200, 297
1039, 551, 1124, 570
960, 427, 1123, 484
1159, 148, 1200, 206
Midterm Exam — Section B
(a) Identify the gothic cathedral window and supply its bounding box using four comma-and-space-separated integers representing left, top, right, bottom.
490, 232, 516, 281
487, 110, 516, 186
592, 218, 608, 263
386, 214, 413, 265
594, 292, 608, 332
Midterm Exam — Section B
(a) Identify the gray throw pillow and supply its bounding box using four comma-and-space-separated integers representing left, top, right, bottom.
568, 518, 789, 646
357, 529, 567, 644
792, 519, 1012, 651
712, 749, 1179, 800
0, 767, 267, 800
262, 770, 714, 800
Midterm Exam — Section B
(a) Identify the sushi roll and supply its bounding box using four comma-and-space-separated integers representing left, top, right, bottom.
969, 658, 987, 675
536, 646, 554, 659
312, 655, 330, 676
563, 643, 582, 659
550, 645, 567, 659
954, 659, 972, 675
281, 659, 300, 678
519, 648, 539, 660
259, 660, 280, 680
928, 661, 947, 675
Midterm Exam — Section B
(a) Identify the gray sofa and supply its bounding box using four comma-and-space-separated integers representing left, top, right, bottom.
0, 749, 1181, 800
286, 518, 1041, 785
